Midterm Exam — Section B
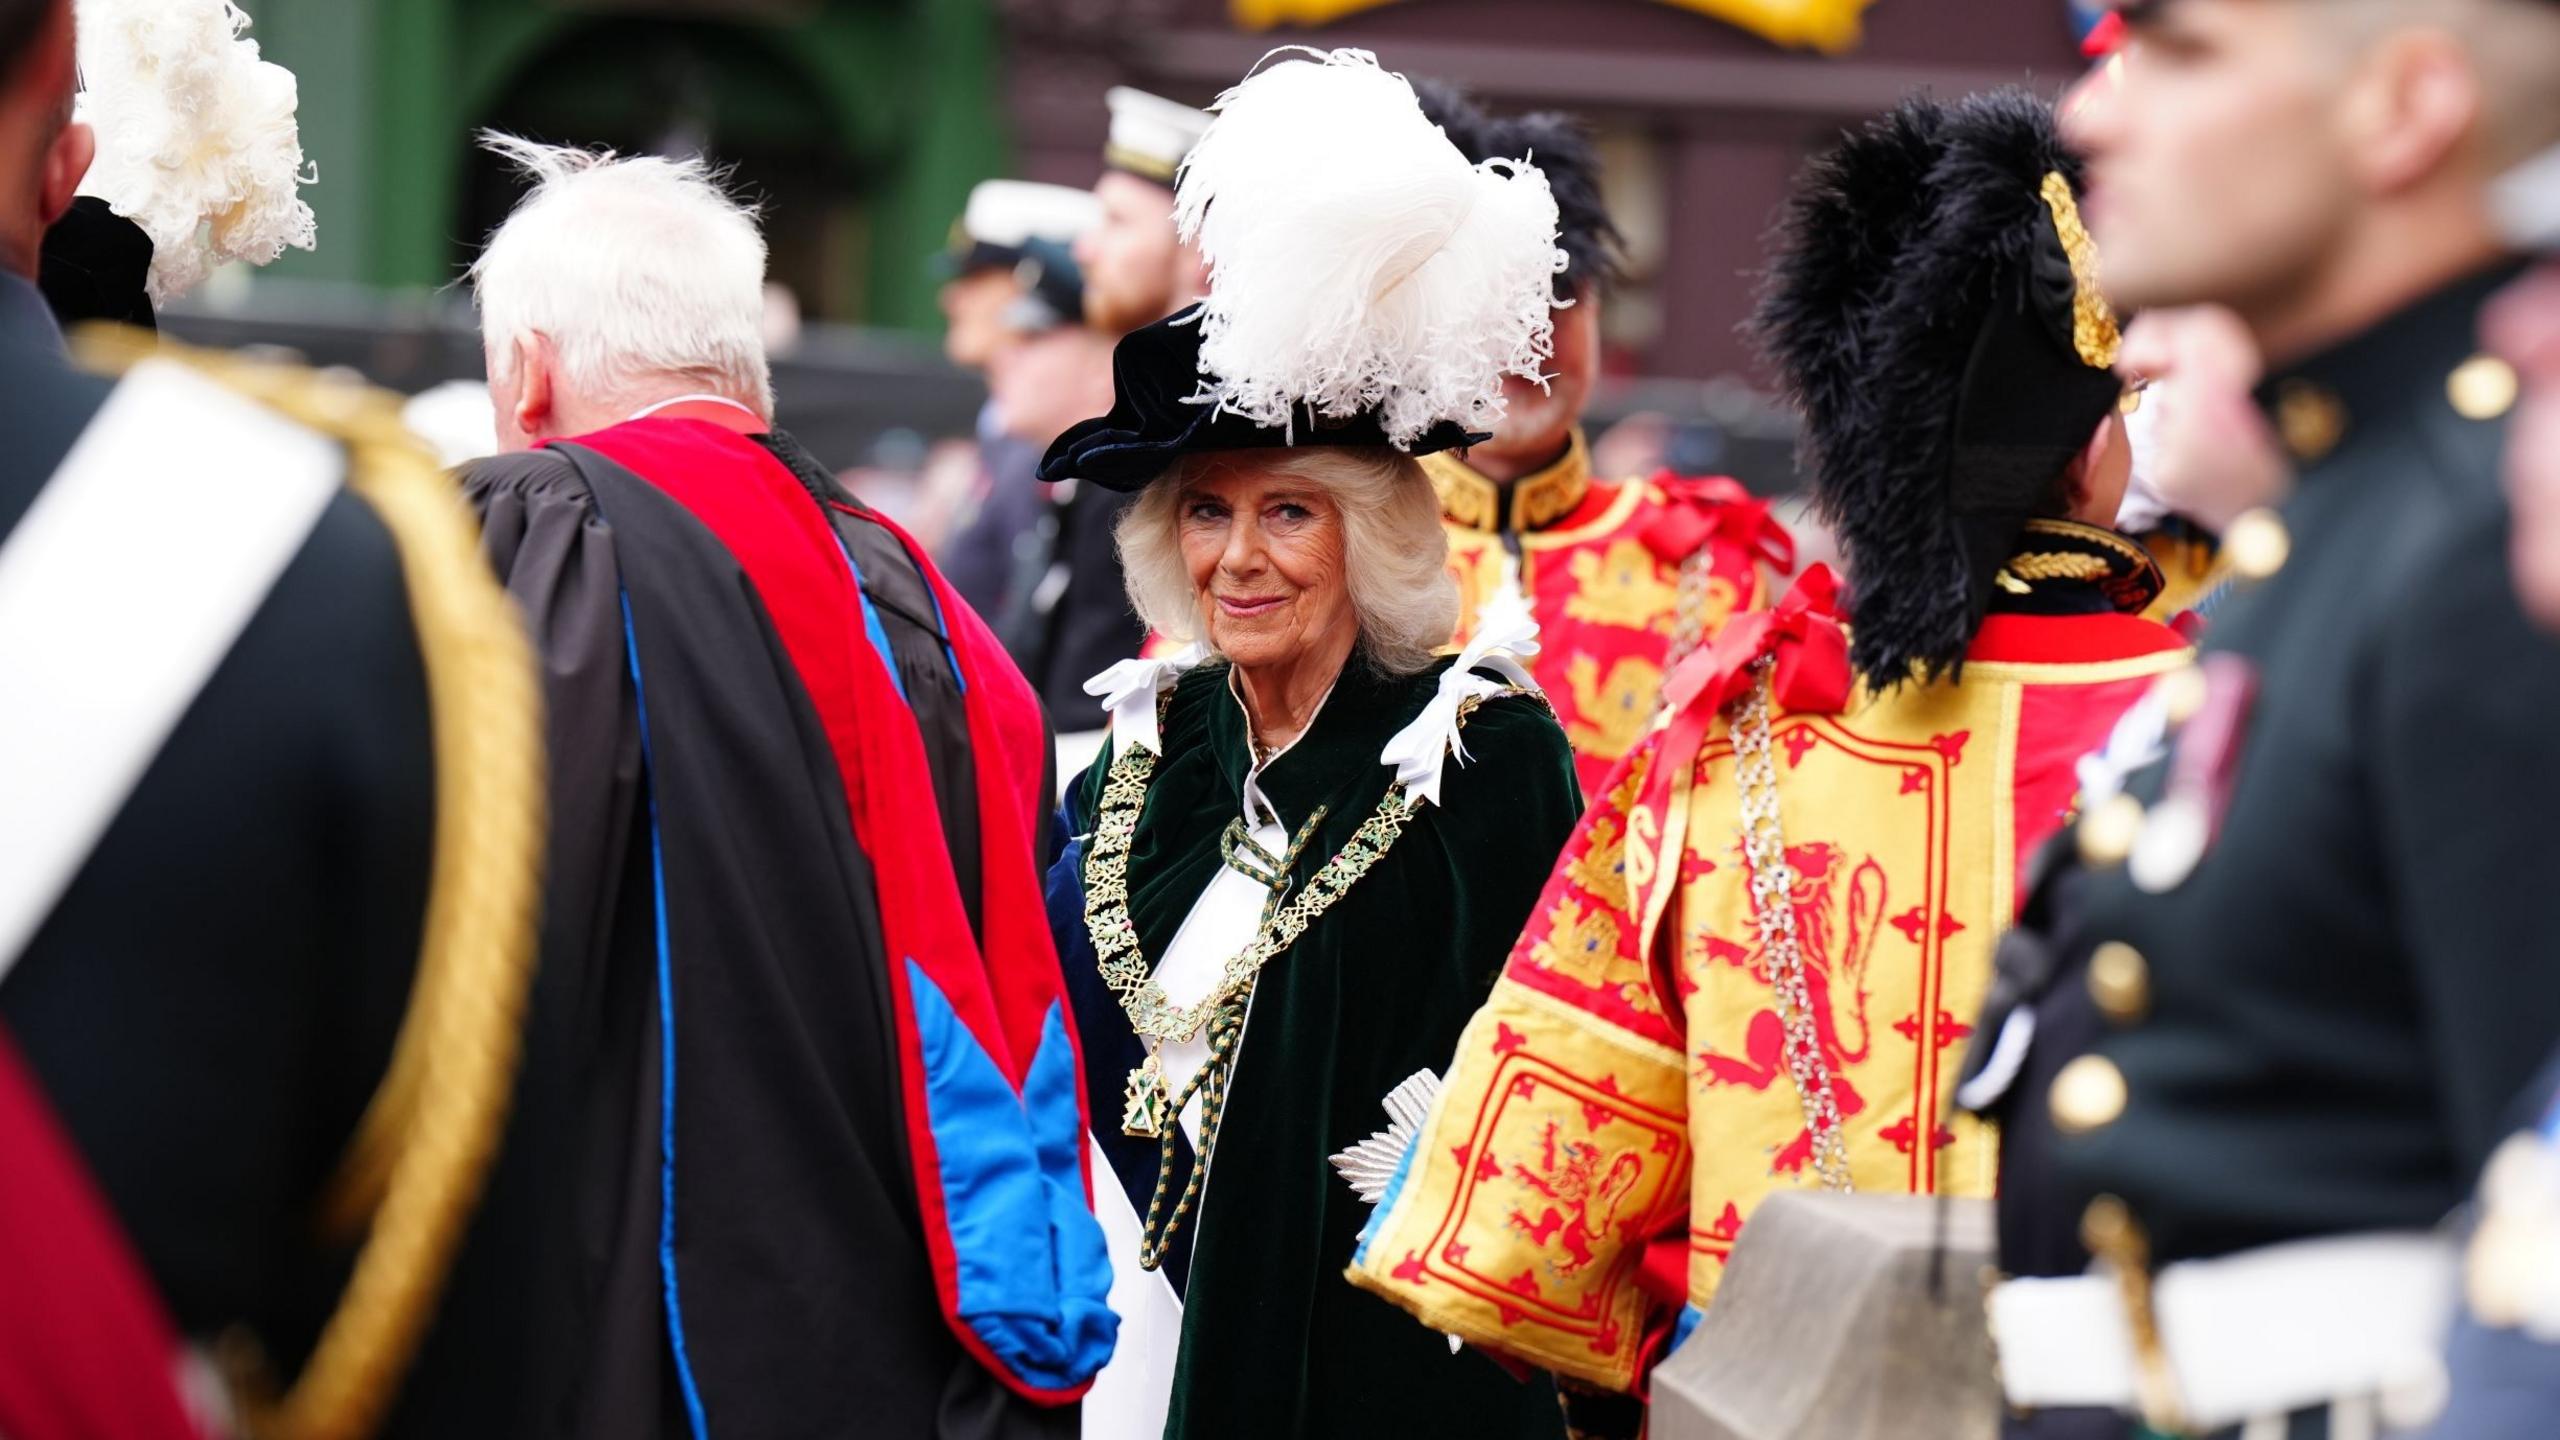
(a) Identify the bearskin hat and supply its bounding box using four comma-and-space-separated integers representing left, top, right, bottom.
1413, 78, 1621, 302
1753, 88, 2125, 687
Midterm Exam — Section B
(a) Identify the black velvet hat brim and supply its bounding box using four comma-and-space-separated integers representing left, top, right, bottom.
1035, 307, 1486, 491
38, 197, 155, 333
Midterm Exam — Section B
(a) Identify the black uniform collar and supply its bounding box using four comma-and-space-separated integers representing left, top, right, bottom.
2251, 259, 2533, 467
1985, 518, 2166, 617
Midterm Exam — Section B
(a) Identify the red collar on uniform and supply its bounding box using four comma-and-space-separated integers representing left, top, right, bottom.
1965, 611, 2189, 666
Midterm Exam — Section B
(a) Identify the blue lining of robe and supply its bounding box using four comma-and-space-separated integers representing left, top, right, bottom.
904, 963, 1120, 1389
617, 583, 713, 1440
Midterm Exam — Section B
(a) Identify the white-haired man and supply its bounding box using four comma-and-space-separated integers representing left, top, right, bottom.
460, 135, 1113, 1440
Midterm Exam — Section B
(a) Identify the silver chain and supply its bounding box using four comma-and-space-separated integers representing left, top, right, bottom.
1729, 656, 1855, 1192
1660, 546, 1718, 677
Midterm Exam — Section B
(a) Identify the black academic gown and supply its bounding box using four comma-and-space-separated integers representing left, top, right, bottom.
1050, 657, 1581, 1440
464, 429, 1071, 1440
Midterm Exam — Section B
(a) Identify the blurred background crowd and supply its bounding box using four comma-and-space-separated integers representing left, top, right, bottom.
160, 0, 2122, 561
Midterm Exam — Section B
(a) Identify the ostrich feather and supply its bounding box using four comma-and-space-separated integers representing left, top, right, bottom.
74, 0, 317, 304
1174, 49, 1564, 450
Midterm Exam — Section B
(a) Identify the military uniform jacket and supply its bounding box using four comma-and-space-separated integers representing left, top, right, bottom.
1984, 266, 2560, 1293
0, 274, 545, 1437
1351, 525, 2186, 1392
1430, 430, 1791, 797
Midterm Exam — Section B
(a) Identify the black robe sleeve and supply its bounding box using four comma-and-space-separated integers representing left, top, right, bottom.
459, 451, 669, 1440
469, 451, 646, 978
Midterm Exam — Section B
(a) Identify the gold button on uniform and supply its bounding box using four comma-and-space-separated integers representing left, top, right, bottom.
2077, 793, 2145, 867
2079, 1194, 2143, 1257
2050, 1054, 2128, 1134
2222, 507, 2291, 581
2448, 354, 2520, 421
2274, 379, 2346, 461
2087, 941, 2150, 1023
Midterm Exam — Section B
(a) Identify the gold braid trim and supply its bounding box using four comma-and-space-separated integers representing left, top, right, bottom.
2039, 171, 2122, 371
71, 328, 547, 1440
1996, 551, 2114, 591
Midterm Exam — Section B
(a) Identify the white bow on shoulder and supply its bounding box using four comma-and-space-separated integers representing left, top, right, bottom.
1084, 643, 1208, 757
1378, 609, 1543, 809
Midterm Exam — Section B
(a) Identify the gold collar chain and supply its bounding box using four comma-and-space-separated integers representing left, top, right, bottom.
1080, 737, 1422, 1269
1080, 742, 1419, 1087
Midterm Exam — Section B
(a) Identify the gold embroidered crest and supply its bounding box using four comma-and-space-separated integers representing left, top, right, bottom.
1442, 538, 1506, 643
1531, 897, 1624, 982
1566, 815, 1632, 910
1562, 653, 1666, 760
1562, 540, 1682, 632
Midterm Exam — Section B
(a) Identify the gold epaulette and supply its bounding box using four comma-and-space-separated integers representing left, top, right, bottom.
70, 327, 546, 1440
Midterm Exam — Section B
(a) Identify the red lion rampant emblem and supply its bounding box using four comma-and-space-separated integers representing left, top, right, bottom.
1505, 1120, 1645, 1277
1696, 840, 1887, 1174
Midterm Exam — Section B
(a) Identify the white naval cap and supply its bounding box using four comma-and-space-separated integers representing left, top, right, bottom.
961, 180, 1102, 251
1103, 86, 1212, 186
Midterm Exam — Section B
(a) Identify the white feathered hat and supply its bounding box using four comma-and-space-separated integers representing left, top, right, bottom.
73, 0, 318, 305
1039, 48, 1566, 489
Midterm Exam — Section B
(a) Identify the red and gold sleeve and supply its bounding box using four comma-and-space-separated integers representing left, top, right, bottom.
1348, 744, 1693, 1392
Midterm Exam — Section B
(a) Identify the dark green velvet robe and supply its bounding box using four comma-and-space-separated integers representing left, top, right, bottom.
1059, 656, 1581, 1440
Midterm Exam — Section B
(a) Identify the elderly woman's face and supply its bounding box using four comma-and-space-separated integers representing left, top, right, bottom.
1177, 458, 1356, 672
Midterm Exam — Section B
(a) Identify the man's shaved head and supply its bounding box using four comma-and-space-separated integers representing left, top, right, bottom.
2069, 0, 2560, 361
2308, 0, 2560, 162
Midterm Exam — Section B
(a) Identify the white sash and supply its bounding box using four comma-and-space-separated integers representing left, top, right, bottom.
0, 360, 340, 979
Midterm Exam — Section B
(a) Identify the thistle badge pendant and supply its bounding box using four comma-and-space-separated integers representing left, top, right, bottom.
1123, 1054, 1169, 1138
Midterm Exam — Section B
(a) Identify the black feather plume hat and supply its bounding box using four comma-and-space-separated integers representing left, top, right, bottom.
1753, 88, 2127, 687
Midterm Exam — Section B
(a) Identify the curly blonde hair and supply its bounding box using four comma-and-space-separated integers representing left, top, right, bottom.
1114, 447, 1458, 676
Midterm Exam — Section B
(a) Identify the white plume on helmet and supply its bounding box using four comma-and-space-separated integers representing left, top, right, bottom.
1173, 48, 1566, 449
73, 0, 318, 304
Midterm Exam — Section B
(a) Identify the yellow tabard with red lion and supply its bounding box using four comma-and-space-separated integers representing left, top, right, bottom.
1428, 431, 1789, 797
1349, 614, 2188, 1391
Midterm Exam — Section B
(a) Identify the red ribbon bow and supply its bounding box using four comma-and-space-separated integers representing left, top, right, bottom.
1628, 567, 1854, 906
1661, 564, 1852, 721
1639, 471, 1797, 576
